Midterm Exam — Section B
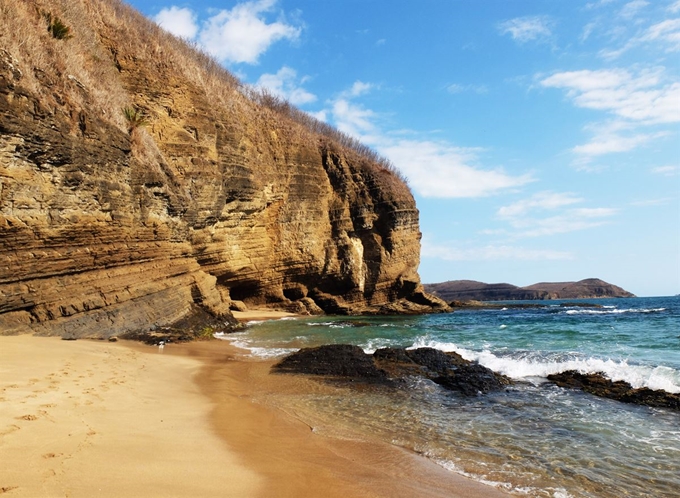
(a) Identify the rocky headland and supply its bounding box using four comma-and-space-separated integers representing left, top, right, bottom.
0, 0, 447, 338
425, 278, 635, 303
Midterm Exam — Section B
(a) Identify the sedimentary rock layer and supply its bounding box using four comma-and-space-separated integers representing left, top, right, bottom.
0, 0, 446, 337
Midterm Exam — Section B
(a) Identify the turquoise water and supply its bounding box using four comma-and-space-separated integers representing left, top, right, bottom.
221, 297, 680, 497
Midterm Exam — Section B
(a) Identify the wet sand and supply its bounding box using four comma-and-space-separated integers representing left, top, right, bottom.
0, 335, 508, 497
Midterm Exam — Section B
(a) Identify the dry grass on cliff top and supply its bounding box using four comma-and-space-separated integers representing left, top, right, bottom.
0, 0, 409, 194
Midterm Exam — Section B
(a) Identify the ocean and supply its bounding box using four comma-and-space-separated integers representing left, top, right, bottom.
220, 296, 680, 497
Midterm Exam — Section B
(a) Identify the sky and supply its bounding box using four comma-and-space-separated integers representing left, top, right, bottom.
126, 0, 680, 297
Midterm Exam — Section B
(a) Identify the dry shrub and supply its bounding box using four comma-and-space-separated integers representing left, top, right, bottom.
0, 0, 409, 194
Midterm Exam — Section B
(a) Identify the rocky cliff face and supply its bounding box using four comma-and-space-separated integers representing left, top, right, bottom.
0, 0, 446, 338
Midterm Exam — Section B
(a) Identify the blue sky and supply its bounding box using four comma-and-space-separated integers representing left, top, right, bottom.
127, 0, 680, 296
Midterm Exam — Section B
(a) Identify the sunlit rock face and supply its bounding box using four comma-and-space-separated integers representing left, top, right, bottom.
0, 0, 446, 338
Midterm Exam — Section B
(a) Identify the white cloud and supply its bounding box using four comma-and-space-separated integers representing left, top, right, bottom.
255, 66, 316, 105
331, 99, 379, 139
497, 191, 583, 218
506, 209, 617, 237
580, 22, 598, 42
651, 165, 679, 176
541, 68, 678, 164
154, 6, 198, 39
198, 0, 300, 64
572, 129, 667, 157
630, 197, 674, 206
421, 241, 573, 262
308, 109, 327, 122
640, 19, 680, 52
321, 82, 533, 199
586, 0, 617, 9
619, 0, 649, 19
540, 68, 680, 125
598, 14, 680, 58
496, 193, 618, 237
447, 83, 488, 94
670, 0, 680, 13
378, 140, 533, 198
341, 81, 375, 98
498, 16, 554, 43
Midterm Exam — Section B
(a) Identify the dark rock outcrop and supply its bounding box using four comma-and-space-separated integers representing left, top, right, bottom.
274, 345, 510, 396
547, 371, 679, 411
274, 344, 388, 380
425, 278, 635, 302
433, 363, 509, 396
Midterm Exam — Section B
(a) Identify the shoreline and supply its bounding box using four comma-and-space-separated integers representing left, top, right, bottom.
1, 334, 508, 497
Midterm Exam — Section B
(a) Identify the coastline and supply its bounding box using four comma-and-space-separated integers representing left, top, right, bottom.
1, 333, 508, 497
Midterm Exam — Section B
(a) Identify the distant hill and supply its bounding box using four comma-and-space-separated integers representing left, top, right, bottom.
424, 278, 635, 302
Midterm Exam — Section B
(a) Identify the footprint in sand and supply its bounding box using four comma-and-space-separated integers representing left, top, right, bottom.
1, 486, 20, 494
0, 424, 21, 437
17, 414, 38, 421
42, 453, 63, 459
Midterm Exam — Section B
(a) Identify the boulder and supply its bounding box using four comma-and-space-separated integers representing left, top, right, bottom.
433, 364, 510, 396
273, 344, 388, 381
547, 371, 679, 411
275, 344, 510, 396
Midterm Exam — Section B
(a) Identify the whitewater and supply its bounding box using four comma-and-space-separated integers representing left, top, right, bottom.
220, 296, 680, 497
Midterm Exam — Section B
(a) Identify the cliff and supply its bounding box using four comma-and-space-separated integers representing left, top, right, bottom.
0, 0, 446, 338
425, 278, 635, 302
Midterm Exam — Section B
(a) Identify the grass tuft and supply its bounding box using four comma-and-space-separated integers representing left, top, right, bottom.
40, 10, 73, 40
122, 106, 149, 133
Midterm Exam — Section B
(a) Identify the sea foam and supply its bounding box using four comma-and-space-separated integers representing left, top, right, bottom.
409, 337, 680, 393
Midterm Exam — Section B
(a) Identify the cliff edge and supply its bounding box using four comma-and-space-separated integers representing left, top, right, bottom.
0, 0, 447, 338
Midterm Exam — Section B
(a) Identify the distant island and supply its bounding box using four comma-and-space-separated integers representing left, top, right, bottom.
424, 278, 635, 302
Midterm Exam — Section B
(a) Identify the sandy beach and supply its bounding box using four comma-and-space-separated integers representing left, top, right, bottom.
0, 333, 508, 497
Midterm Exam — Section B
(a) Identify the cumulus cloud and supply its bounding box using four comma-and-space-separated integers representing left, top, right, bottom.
255, 66, 316, 105
153, 0, 300, 64
153, 6, 198, 39
198, 0, 300, 64
540, 68, 680, 125
330, 99, 379, 139
378, 140, 533, 198
498, 16, 554, 43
